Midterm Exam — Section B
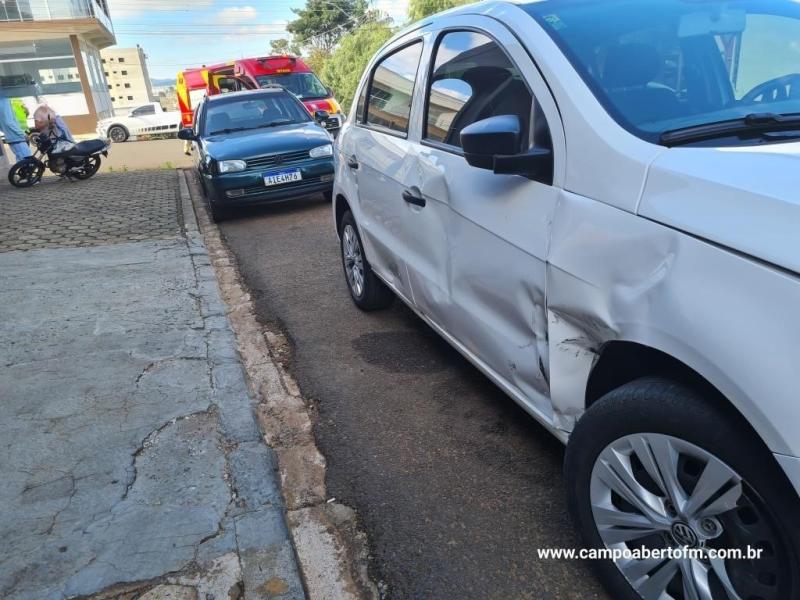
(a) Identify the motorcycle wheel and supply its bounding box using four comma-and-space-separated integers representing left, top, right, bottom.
71, 155, 101, 181
8, 158, 45, 188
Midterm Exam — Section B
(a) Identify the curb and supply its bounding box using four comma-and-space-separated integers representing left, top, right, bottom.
180, 170, 381, 600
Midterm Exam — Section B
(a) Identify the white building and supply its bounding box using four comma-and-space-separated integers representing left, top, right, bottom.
101, 45, 156, 112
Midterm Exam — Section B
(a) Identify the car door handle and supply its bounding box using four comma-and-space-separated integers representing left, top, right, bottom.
402, 189, 426, 207
347, 156, 359, 169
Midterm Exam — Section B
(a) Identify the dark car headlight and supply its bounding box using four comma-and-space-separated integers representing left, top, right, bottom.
218, 159, 247, 174
309, 144, 333, 158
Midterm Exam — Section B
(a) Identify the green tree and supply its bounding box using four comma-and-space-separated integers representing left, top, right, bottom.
288, 0, 369, 52
269, 38, 301, 56
407, 0, 474, 22
304, 47, 331, 77
321, 21, 393, 113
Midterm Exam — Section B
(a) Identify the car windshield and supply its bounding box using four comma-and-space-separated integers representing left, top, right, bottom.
256, 72, 329, 100
203, 93, 310, 135
523, 0, 800, 143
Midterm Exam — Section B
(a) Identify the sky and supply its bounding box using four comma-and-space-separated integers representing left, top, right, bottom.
106, 0, 410, 80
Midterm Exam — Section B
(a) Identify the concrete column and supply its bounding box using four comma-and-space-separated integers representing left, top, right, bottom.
65, 34, 99, 135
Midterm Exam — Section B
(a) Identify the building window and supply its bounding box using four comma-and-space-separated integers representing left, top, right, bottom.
119, 58, 125, 63
127, 95, 133, 100
124, 83, 130, 88
121, 70, 128, 76
108, 85, 112, 89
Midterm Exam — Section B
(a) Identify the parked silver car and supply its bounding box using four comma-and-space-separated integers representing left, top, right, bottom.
333, 0, 800, 598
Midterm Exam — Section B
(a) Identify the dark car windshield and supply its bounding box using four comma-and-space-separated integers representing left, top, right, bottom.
522, 0, 800, 143
256, 72, 329, 100
203, 92, 311, 135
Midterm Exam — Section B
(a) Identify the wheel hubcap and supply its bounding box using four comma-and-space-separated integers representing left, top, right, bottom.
590, 433, 789, 600
342, 224, 364, 298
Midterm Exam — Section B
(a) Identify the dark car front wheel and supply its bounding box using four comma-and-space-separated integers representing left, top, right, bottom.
201, 177, 231, 223
565, 377, 800, 600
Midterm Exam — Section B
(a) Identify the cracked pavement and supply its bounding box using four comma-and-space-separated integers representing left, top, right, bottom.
0, 172, 304, 599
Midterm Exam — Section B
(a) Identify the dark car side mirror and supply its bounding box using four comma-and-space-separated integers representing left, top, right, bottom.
178, 128, 197, 141
314, 110, 329, 123
460, 115, 553, 185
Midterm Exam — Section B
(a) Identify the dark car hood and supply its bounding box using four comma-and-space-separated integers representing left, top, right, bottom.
203, 121, 331, 161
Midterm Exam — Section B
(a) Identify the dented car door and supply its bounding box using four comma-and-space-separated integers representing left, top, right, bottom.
407, 20, 565, 417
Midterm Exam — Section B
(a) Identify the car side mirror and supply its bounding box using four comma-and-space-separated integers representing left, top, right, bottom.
314, 110, 330, 123
460, 114, 553, 185
178, 128, 197, 141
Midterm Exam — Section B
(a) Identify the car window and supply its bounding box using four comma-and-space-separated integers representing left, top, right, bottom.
257, 72, 329, 100
425, 31, 534, 150
524, 0, 800, 142
131, 105, 155, 117
203, 93, 310, 135
365, 41, 423, 135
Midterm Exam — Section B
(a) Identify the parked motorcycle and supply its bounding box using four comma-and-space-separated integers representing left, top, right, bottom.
7, 130, 109, 188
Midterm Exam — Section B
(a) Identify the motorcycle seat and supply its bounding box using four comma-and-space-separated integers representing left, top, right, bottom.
69, 139, 107, 155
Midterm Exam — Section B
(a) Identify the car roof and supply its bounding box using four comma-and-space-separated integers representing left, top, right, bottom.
383, 1, 511, 47
204, 88, 287, 103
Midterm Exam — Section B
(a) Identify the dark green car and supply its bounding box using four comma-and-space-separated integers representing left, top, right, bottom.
179, 88, 335, 221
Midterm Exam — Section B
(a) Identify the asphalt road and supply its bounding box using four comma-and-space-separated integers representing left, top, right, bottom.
219, 196, 610, 600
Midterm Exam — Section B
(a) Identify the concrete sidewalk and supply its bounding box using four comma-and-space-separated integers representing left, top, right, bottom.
0, 172, 304, 599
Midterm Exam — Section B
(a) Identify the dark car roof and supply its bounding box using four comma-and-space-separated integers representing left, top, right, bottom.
204, 87, 286, 104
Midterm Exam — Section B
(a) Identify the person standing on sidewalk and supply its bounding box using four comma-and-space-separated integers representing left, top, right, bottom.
11, 98, 29, 131
0, 97, 33, 164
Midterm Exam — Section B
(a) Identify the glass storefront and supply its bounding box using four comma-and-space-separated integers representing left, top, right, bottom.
0, 38, 87, 115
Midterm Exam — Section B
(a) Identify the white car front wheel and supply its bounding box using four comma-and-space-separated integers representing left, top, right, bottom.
107, 125, 129, 143
565, 377, 800, 600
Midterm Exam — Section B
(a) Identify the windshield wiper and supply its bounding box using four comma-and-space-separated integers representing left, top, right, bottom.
660, 112, 800, 146
262, 119, 293, 128
209, 122, 293, 135
209, 126, 254, 135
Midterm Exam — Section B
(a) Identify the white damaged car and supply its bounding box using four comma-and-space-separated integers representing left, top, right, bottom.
96, 102, 182, 143
332, 0, 800, 598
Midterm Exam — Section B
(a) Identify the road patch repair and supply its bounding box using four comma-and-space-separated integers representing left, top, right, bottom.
0, 171, 368, 599
183, 171, 378, 600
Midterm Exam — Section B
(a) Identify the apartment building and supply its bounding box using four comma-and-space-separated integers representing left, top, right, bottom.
101, 45, 156, 111
0, 0, 116, 134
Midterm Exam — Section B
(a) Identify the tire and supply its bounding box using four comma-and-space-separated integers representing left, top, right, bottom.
8, 157, 45, 188
71, 155, 101, 180
201, 177, 231, 223
565, 377, 800, 600
107, 125, 129, 143
339, 210, 393, 311
208, 200, 231, 223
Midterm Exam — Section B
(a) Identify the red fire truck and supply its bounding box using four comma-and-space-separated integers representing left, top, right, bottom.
181, 56, 344, 135
176, 67, 209, 129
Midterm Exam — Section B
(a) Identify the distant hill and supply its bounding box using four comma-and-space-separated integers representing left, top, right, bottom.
151, 78, 175, 88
